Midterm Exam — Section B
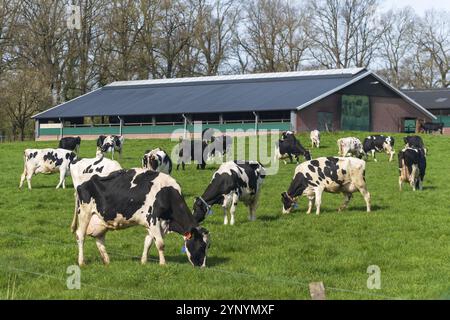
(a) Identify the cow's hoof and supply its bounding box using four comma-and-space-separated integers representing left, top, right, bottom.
141, 259, 147, 265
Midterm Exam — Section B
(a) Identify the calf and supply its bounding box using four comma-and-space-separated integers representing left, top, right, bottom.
193, 161, 266, 225
398, 147, 426, 191
19, 148, 77, 189
142, 148, 172, 174
420, 122, 443, 134
362, 135, 395, 162
274, 133, 312, 164
404, 135, 427, 155
176, 138, 208, 170
337, 137, 365, 158
310, 130, 320, 148
72, 169, 210, 267
58, 136, 81, 153
281, 157, 371, 215
97, 135, 124, 160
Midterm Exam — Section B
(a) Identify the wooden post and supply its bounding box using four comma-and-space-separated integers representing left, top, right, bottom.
309, 282, 326, 300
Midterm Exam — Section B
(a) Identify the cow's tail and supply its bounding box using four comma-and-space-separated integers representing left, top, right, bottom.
337, 140, 343, 156
71, 192, 79, 233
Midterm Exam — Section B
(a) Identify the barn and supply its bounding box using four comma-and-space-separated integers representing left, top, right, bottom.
33, 67, 435, 140
402, 88, 450, 133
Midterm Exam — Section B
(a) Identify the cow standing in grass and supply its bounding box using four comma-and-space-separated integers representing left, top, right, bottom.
142, 148, 172, 174
97, 135, 124, 160
72, 169, 210, 267
58, 136, 81, 153
404, 136, 427, 155
193, 161, 266, 225
362, 135, 395, 162
274, 131, 311, 164
310, 130, 320, 148
281, 157, 371, 215
337, 137, 365, 158
176, 138, 208, 170
19, 148, 77, 189
398, 147, 426, 191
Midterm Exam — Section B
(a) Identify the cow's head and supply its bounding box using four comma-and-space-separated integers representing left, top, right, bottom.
184, 227, 210, 267
281, 192, 297, 214
192, 197, 209, 223
101, 136, 114, 152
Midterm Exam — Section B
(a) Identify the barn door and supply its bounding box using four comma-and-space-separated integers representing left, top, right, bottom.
341, 95, 370, 131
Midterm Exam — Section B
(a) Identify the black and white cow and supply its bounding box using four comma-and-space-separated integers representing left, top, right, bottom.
176, 138, 208, 170
420, 122, 443, 134
142, 148, 172, 174
19, 148, 77, 189
274, 132, 312, 164
58, 136, 81, 153
72, 169, 210, 267
404, 135, 427, 155
337, 137, 365, 158
362, 135, 395, 162
281, 157, 371, 215
97, 135, 124, 160
193, 161, 266, 225
206, 135, 233, 161
310, 130, 320, 148
398, 147, 426, 191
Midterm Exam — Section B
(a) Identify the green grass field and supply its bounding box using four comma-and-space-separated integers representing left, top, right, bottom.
0, 131, 449, 300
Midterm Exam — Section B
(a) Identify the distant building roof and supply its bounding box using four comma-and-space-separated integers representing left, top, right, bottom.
402, 88, 450, 110
33, 68, 435, 120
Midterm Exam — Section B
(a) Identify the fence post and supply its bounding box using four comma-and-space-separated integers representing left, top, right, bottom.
309, 282, 326, 300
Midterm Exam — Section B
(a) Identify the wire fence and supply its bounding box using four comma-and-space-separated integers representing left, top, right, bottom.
0, 230, 406, 300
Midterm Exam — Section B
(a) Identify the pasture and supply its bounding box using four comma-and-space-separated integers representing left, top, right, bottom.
0, 131, 449, 300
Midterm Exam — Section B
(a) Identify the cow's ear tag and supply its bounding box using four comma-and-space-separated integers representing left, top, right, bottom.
293, 203, 299, 209
181, 245, 186, 253
207, 208, 214, 215
184, 232, 192, 240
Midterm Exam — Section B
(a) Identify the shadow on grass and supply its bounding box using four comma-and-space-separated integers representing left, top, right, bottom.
126, 254, 230, 267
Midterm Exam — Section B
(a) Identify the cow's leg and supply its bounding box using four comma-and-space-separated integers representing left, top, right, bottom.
248, 195, 258, 222
223, 206, 229, 225
398, 176, 403, 191
141, 233, 154, 265
306, 195, 314, 214
56, 169, 66, 189
354, 181, 371, 212
230, 193, 239, 225
155, 237, 166, 265
371, 150, 377, 162
314, 187, 324, 215
75, 204, 94, 266
95, 233, 110, 265
338, 193, 353, 212
19, 166, 28, 189
111, 149, 114, 160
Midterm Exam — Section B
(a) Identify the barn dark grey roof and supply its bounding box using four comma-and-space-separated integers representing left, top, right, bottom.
402, 89, 450, 110
33, 68, 435, 119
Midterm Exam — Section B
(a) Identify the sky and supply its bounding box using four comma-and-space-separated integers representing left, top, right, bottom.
381, 0, 450, 14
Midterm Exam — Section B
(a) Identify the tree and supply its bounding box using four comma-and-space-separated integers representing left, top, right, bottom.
305, 0, 382, 69
0, 68, 51, 140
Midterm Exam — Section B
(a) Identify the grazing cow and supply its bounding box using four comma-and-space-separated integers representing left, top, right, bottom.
362, 135, 395, 162
404, 135, 427, 155
337, 137, 365, 158
142, 148, 172, 174
19, 148, 77, 190
274, 133, 312, 164
420, 122, 443, 134
97, 135, 124, 160
281, 157, 371, 215
310, 130, 320, 148
176, 138, 208, 170
206, 135, 233, 161
58, 136, 81, 153
398, 147, 426, 191
72, 169, 210, 267
193, 161, 266, 225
